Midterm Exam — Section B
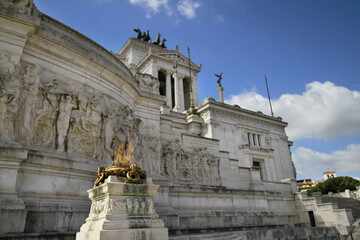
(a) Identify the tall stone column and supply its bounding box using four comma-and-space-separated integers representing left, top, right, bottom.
192, 75, 199, 106
178, 74, 185, 111
217, 86, 224, 103
172, 72, 184, 112
165, 72, 172, 108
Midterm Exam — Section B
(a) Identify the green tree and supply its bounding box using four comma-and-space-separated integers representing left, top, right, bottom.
306, 176, 360, 195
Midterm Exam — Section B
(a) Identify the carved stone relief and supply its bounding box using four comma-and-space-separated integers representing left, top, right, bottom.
136, 135, 161, 175
212, 109, 284, 132
1, 0, 34, 15
0, 60, 141, 163
137, 73, 159, 94
110, 198, 156, 217
161, 144, 221, 186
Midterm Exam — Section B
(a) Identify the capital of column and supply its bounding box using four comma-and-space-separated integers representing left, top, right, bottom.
177, 73, 185, 79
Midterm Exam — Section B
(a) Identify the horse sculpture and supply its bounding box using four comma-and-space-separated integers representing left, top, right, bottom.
133, 28, 142, 39
151, 33, 161, 45
142, 30, 150, 42
159, 38, 166, 48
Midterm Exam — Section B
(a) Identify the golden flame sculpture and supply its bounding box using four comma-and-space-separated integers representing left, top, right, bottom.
94, 135, 146, 186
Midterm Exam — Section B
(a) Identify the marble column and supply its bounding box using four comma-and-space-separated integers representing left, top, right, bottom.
192, 75, 199, 106
217, 86, 224, 103
172, 72, 180, 111
178, 74, 185, 111
165, 72, 172, 108
173, 72, 185, 112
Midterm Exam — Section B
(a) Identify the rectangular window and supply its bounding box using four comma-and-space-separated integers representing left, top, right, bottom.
253, 159, 266, 181
253, 161, 261, 168
257, 135, 261, 146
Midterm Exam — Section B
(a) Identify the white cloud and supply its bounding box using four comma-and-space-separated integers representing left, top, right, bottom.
225, 81, 360, 140
96, 0, 111, 4
129, 0, 172, 18
177, 0, 200, 20
214, 14, 224, 23
293, 144, 360, 180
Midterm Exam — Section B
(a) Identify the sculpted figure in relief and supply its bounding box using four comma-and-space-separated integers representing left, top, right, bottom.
68, 90, 104, 157
2, 0, 34, 15
138, 136, 160, 175
0, 51, 15, 76
33, 82, 59, 147
57, 95, 76, 152
0, 63, 22, 141
0, 92, 15, 139
160, 144, 221, 185
138, 73, 160, 94
84, 93, 103, 158
22, 65, 42, 144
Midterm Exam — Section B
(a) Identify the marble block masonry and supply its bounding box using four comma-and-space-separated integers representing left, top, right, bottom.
76, 175, 168, 240
0, 0, 357, 239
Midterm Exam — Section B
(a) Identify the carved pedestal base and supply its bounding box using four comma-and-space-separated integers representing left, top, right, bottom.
76, 176, 168, 240
0, 143, 28, 233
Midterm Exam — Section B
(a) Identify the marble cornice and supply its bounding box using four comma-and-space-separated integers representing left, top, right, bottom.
197, 98, 287, 127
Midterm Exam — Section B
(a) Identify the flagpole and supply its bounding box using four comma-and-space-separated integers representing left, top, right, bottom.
188, 46, 195, 113
265, 75, 274, 117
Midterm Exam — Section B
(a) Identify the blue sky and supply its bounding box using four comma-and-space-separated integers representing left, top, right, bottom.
34, 0, 360, 180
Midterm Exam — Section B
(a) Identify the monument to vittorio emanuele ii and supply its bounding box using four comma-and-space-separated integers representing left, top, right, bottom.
0, 1, 354, 239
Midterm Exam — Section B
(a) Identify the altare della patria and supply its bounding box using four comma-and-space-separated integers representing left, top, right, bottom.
0, 1, 358, 239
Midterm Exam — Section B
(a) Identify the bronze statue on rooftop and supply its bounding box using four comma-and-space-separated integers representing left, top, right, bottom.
133, 29, 166, 48
215, 72, 223, 87
133, 28, 142, 39
142, 30, 150, 42
151, 33, 161, 45
159, 38, 166, 48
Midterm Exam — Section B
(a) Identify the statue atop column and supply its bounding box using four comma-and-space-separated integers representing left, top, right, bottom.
215, 72, 223, 87
215, 72, 224, 103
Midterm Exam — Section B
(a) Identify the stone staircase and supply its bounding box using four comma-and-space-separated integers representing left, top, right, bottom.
321, 197, 360, 219
169, 227, 339, 240
321, 197, 360, 239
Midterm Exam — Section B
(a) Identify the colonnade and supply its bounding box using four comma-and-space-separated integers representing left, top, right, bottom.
161, 70, 197, 112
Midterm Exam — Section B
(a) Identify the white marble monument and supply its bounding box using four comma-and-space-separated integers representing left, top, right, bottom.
0, 1, 355, 239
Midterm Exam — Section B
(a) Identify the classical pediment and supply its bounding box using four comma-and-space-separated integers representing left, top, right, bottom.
157, 52, 201, 71
118, 38, 201, 71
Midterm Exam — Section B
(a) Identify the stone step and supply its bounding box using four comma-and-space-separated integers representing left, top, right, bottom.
169, 227, 339, 240
169, 232, 238, 240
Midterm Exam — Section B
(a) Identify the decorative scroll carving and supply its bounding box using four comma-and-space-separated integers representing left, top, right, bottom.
161, 144, 221, 185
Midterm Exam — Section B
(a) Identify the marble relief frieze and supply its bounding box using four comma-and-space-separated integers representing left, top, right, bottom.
0, 57, 143, 164
161, 143, 221, 186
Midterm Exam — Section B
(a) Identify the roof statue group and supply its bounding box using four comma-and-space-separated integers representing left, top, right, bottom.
133, 28, 166, 48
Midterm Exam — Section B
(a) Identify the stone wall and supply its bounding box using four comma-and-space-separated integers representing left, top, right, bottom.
0, 1, 310, 238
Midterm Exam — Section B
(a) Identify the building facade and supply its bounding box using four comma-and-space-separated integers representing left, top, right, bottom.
2, 1, 352, 239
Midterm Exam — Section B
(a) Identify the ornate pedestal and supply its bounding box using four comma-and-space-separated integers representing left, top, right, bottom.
76, 175, 168, 240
